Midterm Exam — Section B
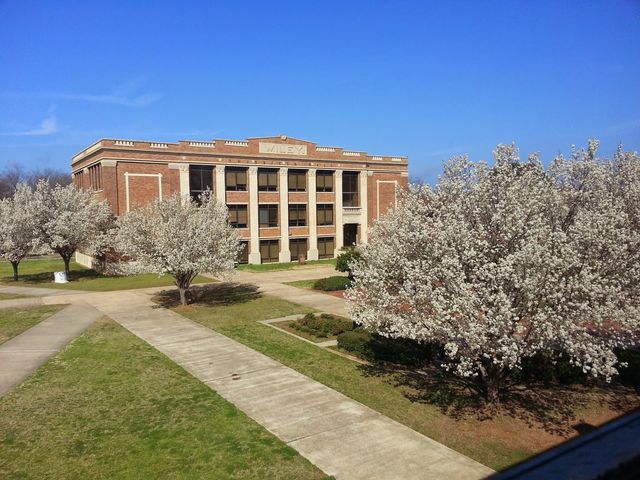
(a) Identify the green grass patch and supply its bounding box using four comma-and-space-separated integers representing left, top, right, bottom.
0, 319, 330, 480
285, 279, 318, 289
237, 258, 336, 272
0, 258, 211, 292
171, 288, 532, 470
312, 276, 351, 291
0, 304, 65, 345
0, 293, 28, 300
285, 276, 350, 292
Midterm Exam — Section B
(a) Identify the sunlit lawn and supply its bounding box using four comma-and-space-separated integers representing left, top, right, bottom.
0, 258, 210, 292
166, 284, 640, 471
0, 319, 330, 480
0, 304, 65, 345
237, 258, 335, 272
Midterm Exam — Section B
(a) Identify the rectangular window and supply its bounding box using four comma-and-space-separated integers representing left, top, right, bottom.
288, 204, 307, 227
189, 165, 214, 201
343, 171, 359, 206
316, 171, 334, 192
317, 204, 334, 226
225, 167, 247, 191
258, 168, 278, 191
237, 241, 249, 264
290, 238, 308, 260
259, 239, 279, 263
318, 237, 335, 259
258, 204, 278, 228
288, 170, 307, 192
228, 204, 248, 228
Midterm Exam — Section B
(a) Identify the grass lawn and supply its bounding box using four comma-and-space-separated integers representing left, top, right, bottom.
237, 258, 336, 272
284, 279, 318, 289
0, 305, 65, 345
0, 318, 330, 480
0, 258, 211, 292
167, 284, 640, 471
0, 293, 28, 300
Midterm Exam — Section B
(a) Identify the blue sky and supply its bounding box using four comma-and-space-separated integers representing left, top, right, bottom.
1, 1, 639, 182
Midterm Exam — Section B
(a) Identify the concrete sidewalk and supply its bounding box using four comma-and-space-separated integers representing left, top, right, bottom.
229, 266, 349, 317
82, 289, 492, 480
0, 297, 44, 310
0, 303, 103, 396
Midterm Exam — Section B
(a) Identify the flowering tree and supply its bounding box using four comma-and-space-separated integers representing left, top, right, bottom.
346, 141, 640, 403
31, 180, 113, 277
0, 184, 36, 280
112, 193, 240, 305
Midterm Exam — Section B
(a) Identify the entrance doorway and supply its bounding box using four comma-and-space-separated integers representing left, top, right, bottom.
343, 224, 358, 247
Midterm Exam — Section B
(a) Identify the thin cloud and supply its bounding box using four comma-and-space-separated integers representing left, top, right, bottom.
0, 111, 59, 136
1, 90, 162, 107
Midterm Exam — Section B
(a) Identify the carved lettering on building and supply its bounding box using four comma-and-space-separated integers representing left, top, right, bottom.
259, 142, 307, 156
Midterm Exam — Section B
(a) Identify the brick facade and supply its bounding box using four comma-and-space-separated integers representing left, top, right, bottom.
71, 135, 408, 264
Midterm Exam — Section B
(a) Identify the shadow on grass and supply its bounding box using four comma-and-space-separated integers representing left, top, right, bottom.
358, 362, 640, 435
1, 269, 102, 285
153, 282, 262, 308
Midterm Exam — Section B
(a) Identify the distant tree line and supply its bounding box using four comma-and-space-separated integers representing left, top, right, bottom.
0, 164, 71, 199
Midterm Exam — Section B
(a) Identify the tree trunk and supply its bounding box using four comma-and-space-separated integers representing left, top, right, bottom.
179, 287, 187, 306
479, 362, 503, 405
11, 261, 19, 281
62, 254, 71, 278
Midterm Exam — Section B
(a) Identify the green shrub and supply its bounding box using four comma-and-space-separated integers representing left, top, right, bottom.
313, 276, 351, 291
617, 347, 640, 389
337, 330, 437, 367
335, 246, 361, 280
289, 313, 354, 338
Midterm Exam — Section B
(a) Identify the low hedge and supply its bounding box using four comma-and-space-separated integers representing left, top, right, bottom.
289, 313, 354, 338
313, 276, 351, 291
337, 330, 437, 367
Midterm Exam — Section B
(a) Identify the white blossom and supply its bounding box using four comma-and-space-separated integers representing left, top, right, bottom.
346, 141, 640, 402
30, 180, 113, 276
0, 184, 36, 280
111, 192, 241, 305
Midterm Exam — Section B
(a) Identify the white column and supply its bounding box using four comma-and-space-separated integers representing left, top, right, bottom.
334, 170, 344, 255
248, 166, 261, 264
168, 163, 190, 203
278, 168, 291, 262
307, 169, 318, 260
215, 165, 226, 204
359, 170, 369, 244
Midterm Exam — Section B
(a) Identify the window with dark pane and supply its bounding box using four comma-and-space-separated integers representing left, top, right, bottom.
316, 171, 334, 192
259, 239, 279, 263
290, 238, 308, 260
288, 170, 307, 192
225, 167, 247, 191
258, 204, 278, 227
228, 204, 248, 228
342, 171, 359, 206
189, 165, 215, 202
258, 168, 278, 191
317, 204, 334, 225
318, 237, 335, 259
288, 204, 307, 227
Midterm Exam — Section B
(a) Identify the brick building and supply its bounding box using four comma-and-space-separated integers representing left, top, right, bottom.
71, 135, 408, 264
